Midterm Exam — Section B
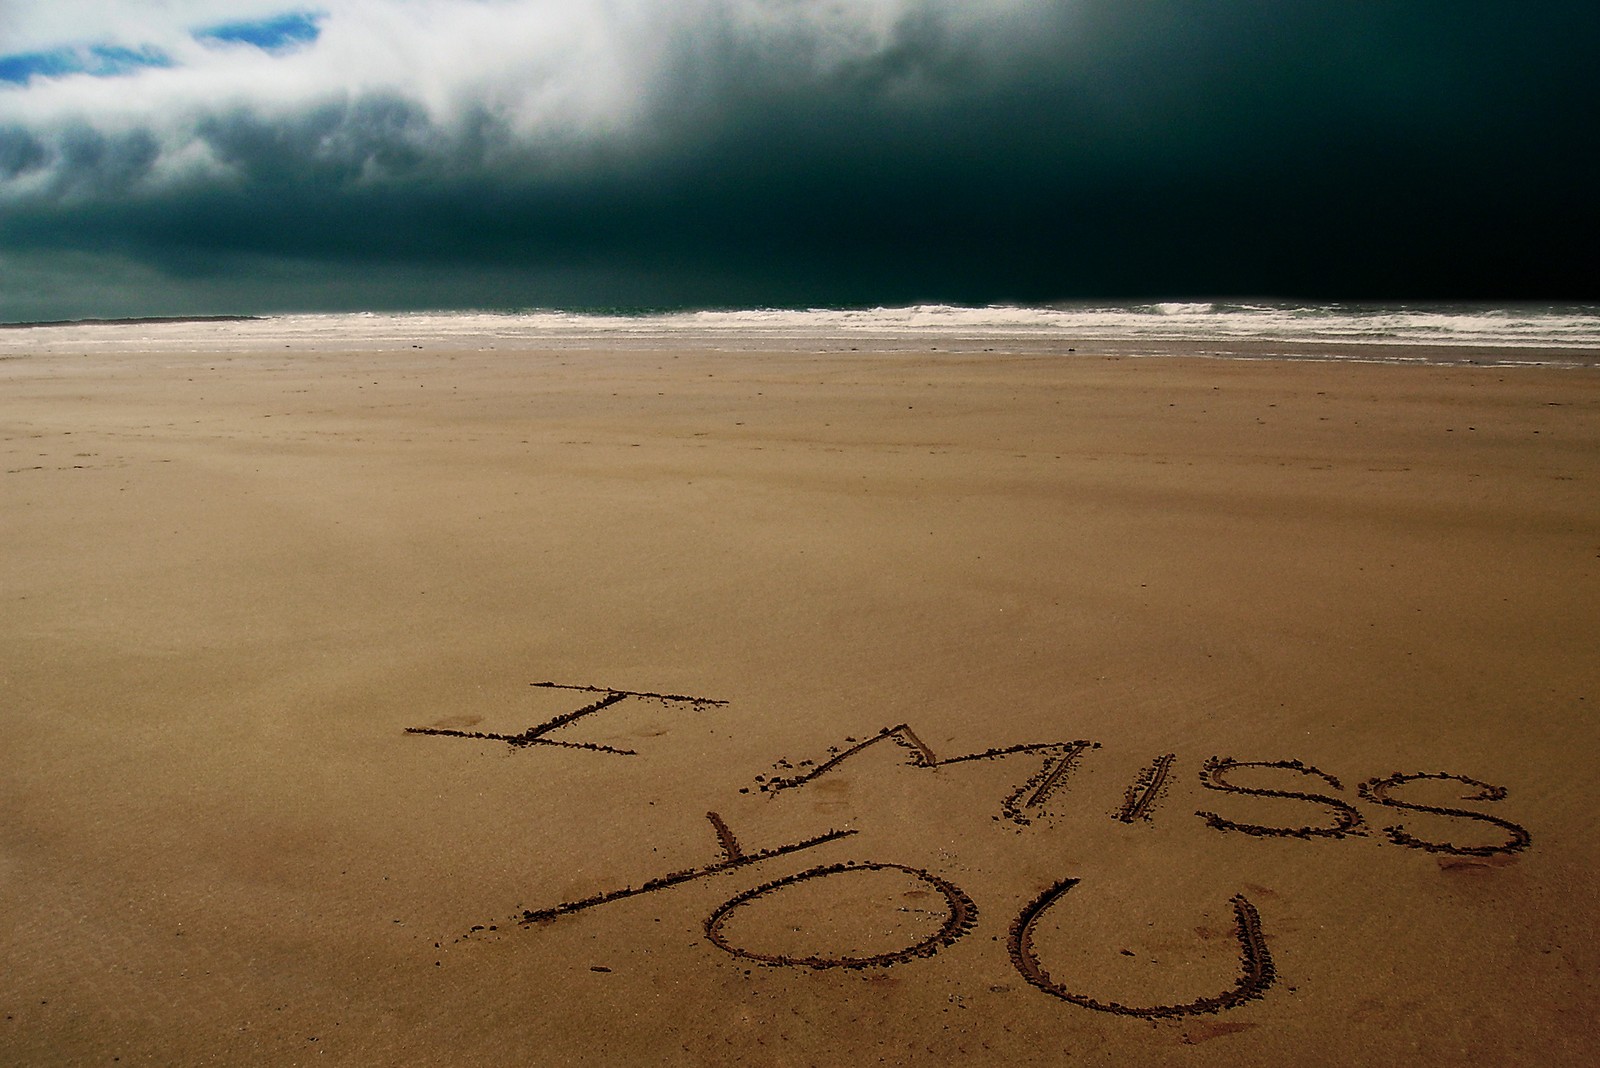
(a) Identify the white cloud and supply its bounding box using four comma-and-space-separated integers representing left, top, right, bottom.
1, 1, 1052, 200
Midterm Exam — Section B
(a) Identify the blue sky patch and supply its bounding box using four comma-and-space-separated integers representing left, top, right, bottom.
193, 11, 325, 53
0, 44, 173, 85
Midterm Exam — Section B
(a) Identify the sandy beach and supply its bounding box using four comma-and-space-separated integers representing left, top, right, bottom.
2, 333, 1597, 1064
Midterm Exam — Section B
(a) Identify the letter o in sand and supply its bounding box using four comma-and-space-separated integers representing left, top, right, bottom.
705, 861, 978, 969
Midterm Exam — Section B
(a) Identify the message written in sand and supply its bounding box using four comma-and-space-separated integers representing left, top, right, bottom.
409, 682, 1531, 1020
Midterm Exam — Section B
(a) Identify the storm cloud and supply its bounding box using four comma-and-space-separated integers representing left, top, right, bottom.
1, 1, 1596, 319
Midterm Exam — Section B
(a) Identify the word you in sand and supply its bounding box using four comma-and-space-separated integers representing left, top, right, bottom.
409, 681, 1530, 1020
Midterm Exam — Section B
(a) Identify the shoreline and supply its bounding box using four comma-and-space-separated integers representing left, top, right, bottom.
2, 304, 1597, 367
0, 313, 262, 329
0, 313, 264, 330
3, 329, 1597, 368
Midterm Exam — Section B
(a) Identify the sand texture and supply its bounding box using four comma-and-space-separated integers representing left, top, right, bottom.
2, 338, 1598, 1064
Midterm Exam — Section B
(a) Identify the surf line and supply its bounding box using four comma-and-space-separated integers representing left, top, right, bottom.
517, 813, 857, 926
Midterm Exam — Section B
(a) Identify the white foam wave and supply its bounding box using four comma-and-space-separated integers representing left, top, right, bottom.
5, 302, 1599, 356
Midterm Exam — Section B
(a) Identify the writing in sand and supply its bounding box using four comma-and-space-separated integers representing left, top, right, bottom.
411, 681, 1531, 1021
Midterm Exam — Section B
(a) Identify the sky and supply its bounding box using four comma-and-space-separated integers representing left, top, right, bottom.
1, 1, 1596, 321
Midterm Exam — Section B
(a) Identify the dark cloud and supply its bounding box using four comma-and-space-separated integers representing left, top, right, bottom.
0, 125, 48, 177
52, 123, 164, 196
2, 1, 1597, 319
194, 94, 443, 187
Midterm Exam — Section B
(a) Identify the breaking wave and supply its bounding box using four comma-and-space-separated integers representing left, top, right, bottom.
6, 302, 1599, 357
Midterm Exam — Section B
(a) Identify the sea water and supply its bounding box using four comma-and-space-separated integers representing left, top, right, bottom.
5, 302, 1599, 362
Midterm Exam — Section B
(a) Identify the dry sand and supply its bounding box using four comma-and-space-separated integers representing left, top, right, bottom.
2, 336, 1597, 1064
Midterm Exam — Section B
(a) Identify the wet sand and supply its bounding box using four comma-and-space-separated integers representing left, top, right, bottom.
2, 337, 1597, 1064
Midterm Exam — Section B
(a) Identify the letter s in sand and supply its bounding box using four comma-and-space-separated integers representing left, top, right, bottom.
1357, 772, 1531, 857
1196, 757, 1364, 839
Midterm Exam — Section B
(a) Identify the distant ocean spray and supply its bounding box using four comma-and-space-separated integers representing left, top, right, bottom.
6, 303, 1599, 359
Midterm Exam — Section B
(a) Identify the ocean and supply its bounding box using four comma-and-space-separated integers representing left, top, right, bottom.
5, 302, 1599, 363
